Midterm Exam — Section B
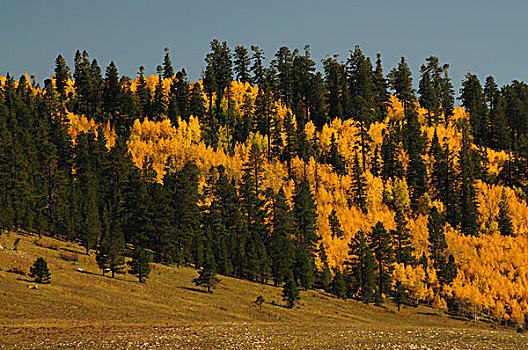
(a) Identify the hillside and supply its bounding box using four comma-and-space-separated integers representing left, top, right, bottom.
3, 42, 528, 341
0, 231, 526, 349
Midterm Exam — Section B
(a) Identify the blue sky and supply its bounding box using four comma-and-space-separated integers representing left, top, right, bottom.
1, 0, 527, 94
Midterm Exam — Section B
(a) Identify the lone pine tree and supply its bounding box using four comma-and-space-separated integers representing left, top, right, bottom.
29, 257, 51, 284
282, 275, 300, 309
128, 246, 151, 283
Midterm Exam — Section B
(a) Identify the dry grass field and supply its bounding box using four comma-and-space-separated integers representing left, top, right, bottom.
0, 231, 526, 349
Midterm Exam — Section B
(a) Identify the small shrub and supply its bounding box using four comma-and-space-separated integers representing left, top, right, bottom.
34, 238, 59, 251
517, 327, 525, 334
7, 264, 27, 275
59, 252, 79, 262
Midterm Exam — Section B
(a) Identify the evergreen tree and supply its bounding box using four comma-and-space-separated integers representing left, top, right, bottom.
282, 275, 300, 308
327, 133, 346, 175
162, 47, 175, 79
388, 56, 416, 114
460, 73, 489, 146
251, 45, 266, 87
293, 176, 319, 255
393, 280, 406, 311
331, 268, 347, 299
189, 82, 206, 120
328, 209, 344, 239
347, 45, 375, 169
391, 208, 415, 266
128, 246, 151, 283
346, 231, 376, 303
368, 221, 394, 305
234, 45, 251, 83
193, 245, 221, 293
485, 76, 511, 150
426, 206, 457, 286
323, 55, 346, 120
458, 124, 480, 236
316, 243, 332, 292
54, 54, 71, 103
136, 65, 151, 117
29, 257, 51, 284
349, 152, 367, 213
372, 53, 390, 122
497, 189, 514, 236
168, 69, 191, 122
381, 126, 404, 180
103, 61, 121, 123
268, 188, 295, 286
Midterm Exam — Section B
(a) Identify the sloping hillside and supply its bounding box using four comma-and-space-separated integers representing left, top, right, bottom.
0, 231, 525, 349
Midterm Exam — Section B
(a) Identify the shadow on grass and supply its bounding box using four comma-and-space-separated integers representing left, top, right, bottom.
418, 311, 440, 317
16, 277, 38, 283
60, 247, 85, 255
75, 269, 137, 283
180, 286, 209, 294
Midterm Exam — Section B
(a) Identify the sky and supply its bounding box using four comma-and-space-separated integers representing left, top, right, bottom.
1, 0, 528, 94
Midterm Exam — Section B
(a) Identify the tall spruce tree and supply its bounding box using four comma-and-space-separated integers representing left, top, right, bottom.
162, 47, 175, 79
349, 152, 367, 213
234, 45, 251, 83
346, 231, 377, 303
368, 221, 394, 305
391, 208, 415, 266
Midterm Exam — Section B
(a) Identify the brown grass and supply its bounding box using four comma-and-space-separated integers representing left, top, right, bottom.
0, 233, 526, 349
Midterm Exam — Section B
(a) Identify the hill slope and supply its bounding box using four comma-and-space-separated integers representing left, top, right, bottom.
0, 232, 526, 349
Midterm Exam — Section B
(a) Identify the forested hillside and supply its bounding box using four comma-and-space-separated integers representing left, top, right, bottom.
1, 40, 528, 328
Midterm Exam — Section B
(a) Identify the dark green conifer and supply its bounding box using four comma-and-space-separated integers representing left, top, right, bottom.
368, 221, 394, 305
128, 246, 151, 283
162, 47, 174, 79
282, 275, 300, 308
29, 257, 51, 284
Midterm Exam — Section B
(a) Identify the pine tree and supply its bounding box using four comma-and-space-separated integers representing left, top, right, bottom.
162, 47, 174, 79
29, 257, 51, 284
268, 188, 295, 286
293, 176, 319, 255
193, 245, 221, 293
251, 46, 266, 87
323, 55, 345, 120
282, 275, 300, 308
346, 230, 376, 303
128, 246, 151, 283
391, 208, 415, 266
393, 280, 406, 311
103, 61, 121, 123
484, 76, 511, 150
460, 73, 489, 146
458, 123, 480, 236
328, 209, 344, 239
427, 206, 456, 286
497, 189, 514, 236
54, 54, 71, 103
331, 268, 347, 299
189, 82, 206, 120
381, 126, 404, 180
327, 133, 346, 175
234, 45, 251, 83
347, 45, 375, 169
136, 66, 151, 117
349, 152, 367, 213
368, 221, 394, 305
388, 56, 416, 115
316, 243, 332, 292
372, 53, 390, 122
